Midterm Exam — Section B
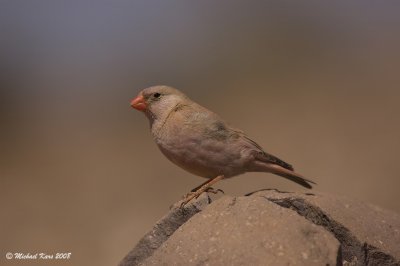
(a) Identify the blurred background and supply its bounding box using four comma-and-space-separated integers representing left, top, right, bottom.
1, 1, 400, 265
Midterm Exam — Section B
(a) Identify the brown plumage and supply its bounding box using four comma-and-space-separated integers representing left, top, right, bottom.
131, 85, 315, 201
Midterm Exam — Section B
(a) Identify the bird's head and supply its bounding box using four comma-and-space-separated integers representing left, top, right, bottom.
131, 85, 189, 121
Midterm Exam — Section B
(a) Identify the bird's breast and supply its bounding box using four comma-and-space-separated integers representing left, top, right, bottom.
154, 127, 249, 179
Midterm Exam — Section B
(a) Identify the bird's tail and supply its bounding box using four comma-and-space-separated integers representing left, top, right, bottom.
264, 163, 315, 189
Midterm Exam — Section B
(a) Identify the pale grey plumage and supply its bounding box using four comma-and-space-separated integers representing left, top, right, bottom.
133, 85, 314, 188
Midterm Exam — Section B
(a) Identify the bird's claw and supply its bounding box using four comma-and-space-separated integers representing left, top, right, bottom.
178, 192, 197, 209
177, 175, 225, 208
178, 187, 224, 209
205, 187, 224, 194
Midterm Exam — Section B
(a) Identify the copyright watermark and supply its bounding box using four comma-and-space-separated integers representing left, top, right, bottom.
5, 252, 71, 260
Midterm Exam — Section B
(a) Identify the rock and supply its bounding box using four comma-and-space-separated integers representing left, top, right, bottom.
119, 193, 211, 266
142, 195, 340, 266
119, 190, 400, 266
252, 189, 400, 265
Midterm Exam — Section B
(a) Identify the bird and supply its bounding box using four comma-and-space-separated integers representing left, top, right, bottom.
130, 85, 315, 206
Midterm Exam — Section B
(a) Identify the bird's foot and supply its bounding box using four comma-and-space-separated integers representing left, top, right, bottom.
178, 192, 197, 208
205, 187, 224, 194
178, 175, 224, 208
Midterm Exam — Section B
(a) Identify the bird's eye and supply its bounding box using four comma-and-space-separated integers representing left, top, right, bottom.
153, 93, 161, 98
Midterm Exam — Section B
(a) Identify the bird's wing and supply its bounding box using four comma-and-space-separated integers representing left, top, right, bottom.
241, 134, 316, 188
185, 105, 294, 171
240, 135, 294, 171
184, 105, 239, 142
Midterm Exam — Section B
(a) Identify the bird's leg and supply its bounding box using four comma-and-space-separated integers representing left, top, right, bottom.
190, 178, 214, 192
190, 178, 224, 194
180, 175, 224, 207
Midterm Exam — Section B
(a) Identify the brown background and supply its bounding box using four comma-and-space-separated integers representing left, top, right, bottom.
1, 1, 399, 265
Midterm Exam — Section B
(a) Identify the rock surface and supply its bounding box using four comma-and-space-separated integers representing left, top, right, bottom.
119, 190, 400, 266
119, 193, 210, 266
252, 190, 400, 265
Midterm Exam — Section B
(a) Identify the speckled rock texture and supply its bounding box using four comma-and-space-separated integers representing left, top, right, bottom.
119, 190, 400, 266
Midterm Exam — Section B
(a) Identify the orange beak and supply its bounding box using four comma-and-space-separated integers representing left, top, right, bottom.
130, 92, 147, 111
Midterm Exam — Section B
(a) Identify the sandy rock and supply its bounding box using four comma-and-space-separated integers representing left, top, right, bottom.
120, 190, 400, 266
253, 189, 400, 265
119, 193, 210, 266
142, 195, 340, 266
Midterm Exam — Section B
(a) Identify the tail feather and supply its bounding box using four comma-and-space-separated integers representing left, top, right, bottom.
253, 150, 294, 171
265, 163, 315, 189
